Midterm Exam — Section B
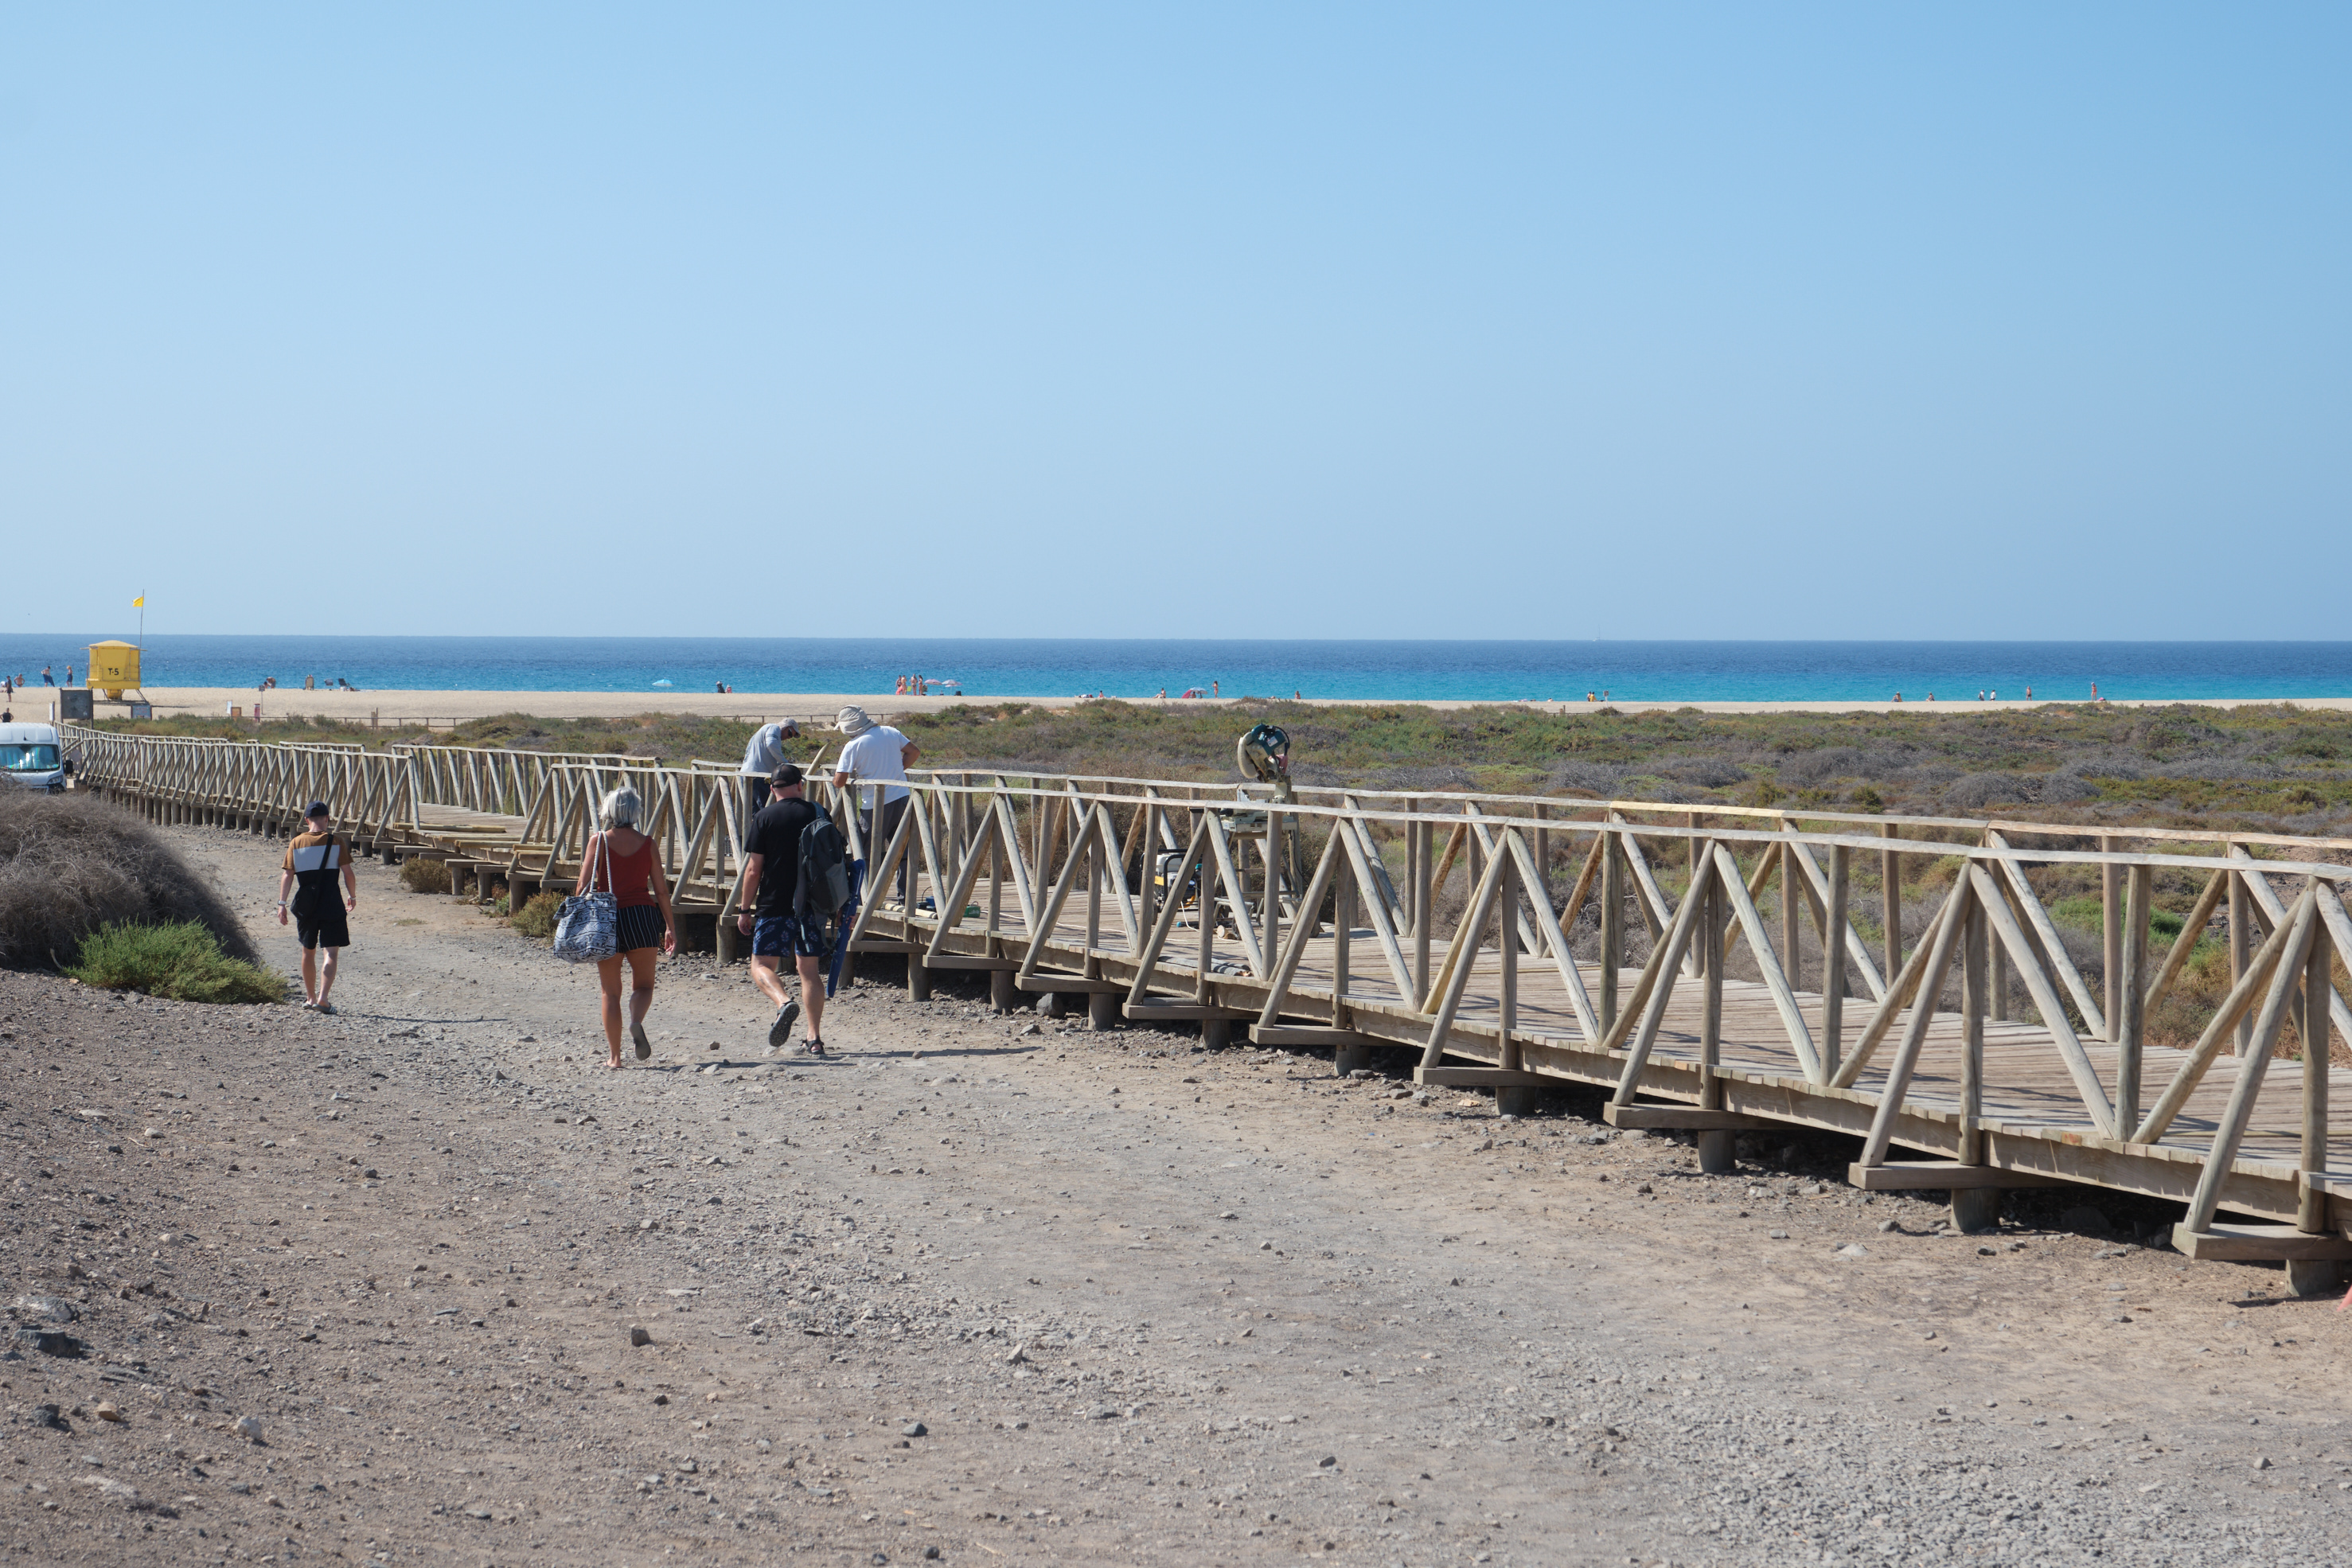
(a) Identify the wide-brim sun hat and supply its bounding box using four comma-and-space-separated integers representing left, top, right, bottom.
837, 706, 874, 735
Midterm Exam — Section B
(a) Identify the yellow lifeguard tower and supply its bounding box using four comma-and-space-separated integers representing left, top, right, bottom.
88, 641, 142, 701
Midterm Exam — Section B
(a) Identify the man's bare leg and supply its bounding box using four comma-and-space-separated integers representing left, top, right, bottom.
749, 955, 794, 1010
796, 954, 826, 1042
315, 947, 341, 1008
299, 948, 320, 1004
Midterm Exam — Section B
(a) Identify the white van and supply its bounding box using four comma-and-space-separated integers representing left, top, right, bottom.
0, 721, 71, 793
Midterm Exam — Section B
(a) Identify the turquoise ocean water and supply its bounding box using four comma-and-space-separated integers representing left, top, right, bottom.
2, 637, 2348, 704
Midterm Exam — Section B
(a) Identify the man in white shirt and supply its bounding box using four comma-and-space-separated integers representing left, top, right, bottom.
833, 705, 921, 904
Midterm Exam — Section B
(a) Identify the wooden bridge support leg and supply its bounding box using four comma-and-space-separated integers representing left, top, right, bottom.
989, 968, 1017, 1012
1087, 990, 1118, 1030
1200, 1016, 1231, 1050
1952, 1188, 2004, 1233
1696, 874, 1733, 1174
716, 916, 739, 965
907, 953, 932, 1002
2288, 1259, 2345, 1297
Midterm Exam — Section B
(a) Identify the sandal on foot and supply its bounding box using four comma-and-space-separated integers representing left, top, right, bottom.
804, 1037, 826, 1057
767, 999, 801, 1050
630, 1020, 652, 1060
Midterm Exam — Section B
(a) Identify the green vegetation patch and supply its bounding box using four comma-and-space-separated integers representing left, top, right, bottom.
67, 920, 283, 1004
512, 890, 564, 940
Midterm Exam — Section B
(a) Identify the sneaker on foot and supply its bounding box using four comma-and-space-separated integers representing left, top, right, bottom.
630, 1020, 652, 1060
768, 999, 801, 1050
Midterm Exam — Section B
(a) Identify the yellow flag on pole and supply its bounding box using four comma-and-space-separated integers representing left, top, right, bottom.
132, 595, 145, 608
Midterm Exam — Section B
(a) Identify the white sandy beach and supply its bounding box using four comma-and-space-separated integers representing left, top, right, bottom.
33, 686, 2341, 726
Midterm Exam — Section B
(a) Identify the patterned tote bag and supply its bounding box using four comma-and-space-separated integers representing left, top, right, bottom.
552, 834, 618, 964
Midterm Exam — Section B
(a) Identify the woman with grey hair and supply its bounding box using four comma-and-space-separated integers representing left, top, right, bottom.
579, 785, 677, 1067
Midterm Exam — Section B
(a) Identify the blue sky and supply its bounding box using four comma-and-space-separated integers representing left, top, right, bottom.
2, 6, 2344, 640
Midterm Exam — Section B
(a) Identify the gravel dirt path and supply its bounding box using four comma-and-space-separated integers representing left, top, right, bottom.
6, 823, 2350, 1566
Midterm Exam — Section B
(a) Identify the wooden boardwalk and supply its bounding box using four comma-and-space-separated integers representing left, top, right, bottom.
60, 725, 2352, 1282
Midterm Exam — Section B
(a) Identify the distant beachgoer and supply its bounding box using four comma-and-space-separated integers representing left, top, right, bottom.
1928, 692, 1936, 701
734, 763, 830, 1055
2091, 682, 2100, 702
738, 720, 802, 820
1212, 681, 1219, 697
2025, 685, 2032, 700
835, 705, 920, 905
1159, 688, 1166, 700
277, 802, 357, 1013
41, 665, 53, 686
64, 665, 73, 686
581, 786, 678, 1069
1894, 692, 1902, 703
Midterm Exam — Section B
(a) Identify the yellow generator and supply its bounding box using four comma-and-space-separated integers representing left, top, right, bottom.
87, 641, 142, 700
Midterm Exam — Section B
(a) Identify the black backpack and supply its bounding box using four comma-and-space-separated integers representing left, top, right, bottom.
795, 809, 852, 921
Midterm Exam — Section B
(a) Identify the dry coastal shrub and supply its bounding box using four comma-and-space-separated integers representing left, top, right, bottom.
0, 791, 259, 969
512, 890, 564, 939
399, 856, 452, 894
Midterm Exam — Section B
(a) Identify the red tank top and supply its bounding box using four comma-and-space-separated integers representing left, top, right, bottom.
601, 833, 658, 908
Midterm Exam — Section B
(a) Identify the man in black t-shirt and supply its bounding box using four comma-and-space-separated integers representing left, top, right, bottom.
731, 763, 830, 1055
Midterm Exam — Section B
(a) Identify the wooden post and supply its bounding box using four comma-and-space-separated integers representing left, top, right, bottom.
1085, 815, 1103, 962
1700, 871, 1724, 1108
1695, 868, 1734, 1172
1196, 812, 1216, 1006
1990, 876, 2010, 1024
1333, 869, 1353, 1026
1779, 825, 1800, 993
1961, 895, 1987, 1164
1333, 872, 1368, 1076
1533, 803, 1550, 914
1412, 806, 1433, 1004
2117, 864, 2151, 1137
2229, 856, 2251, 1056
1262, 809, 1280, 985
1880, 823, 1902, 982
2302, 931, 2332, 1234
988, 821, 1004, 937
1947, 891, 2001, 1230
1823, 844, 1848, 1082
1601, 831, 1624, 1035
1687, 813, 1706, 979
1497, 850, 1518, 1065
2100, 836, 2123, 1041
1136, 799, 1156, 950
